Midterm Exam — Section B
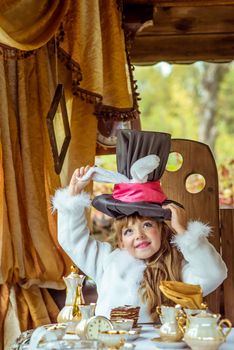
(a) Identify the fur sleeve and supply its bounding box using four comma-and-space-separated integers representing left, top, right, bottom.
52, 187, 91, 214
171, 221, 211, 251
51, 187, 112, 283
171, 221, 227, 296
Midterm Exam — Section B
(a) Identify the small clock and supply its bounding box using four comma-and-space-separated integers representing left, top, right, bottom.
84, 315, 113, 340
97, 119, 132, 148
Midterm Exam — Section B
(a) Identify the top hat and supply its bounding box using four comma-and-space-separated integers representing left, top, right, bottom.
92, 130, 183, 220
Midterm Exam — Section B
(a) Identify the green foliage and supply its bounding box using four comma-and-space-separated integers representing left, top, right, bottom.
134, 62, 234, 206
95, 154, 116, 171
134, 64, 200, 139
134, 62, 234, 167
218, 160, 234, 207
217, 62, 234, 135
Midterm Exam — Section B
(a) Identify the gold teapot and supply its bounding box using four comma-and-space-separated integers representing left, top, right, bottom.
57, 265, 85, 325
182, 309, 232, 350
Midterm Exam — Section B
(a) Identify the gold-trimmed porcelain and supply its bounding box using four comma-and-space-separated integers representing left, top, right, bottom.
98, 330, 128, 349
112, 319, 134, 331
183, 310, 232, 350
151, 337, 187, 349
57, 266, 85, 325
156, 305, 184, 342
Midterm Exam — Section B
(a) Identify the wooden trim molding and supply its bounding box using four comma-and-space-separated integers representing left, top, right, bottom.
154, 0, 234, 6
46, 84, 71, 174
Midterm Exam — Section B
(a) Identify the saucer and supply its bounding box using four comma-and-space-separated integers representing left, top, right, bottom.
125, 330, 141, 341
151, 337, 187, 349
120, 343, 136, 349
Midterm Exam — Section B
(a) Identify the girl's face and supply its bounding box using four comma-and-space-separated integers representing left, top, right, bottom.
120, 217, 162, 260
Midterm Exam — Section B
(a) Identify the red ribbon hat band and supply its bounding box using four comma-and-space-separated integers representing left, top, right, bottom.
112, 181, 167, 204
91, 130, 183, 219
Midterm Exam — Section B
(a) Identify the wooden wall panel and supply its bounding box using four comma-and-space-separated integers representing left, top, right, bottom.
154, 0, 234, 6
126, 0, 234, 5
125, 2, 234, 63
152, 6, 234, 35
131, 33, 234, 64
220, 208, 234, 323
161, 139, 221, 313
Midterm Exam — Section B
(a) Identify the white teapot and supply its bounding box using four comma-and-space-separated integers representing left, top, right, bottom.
183, 309, 232, 350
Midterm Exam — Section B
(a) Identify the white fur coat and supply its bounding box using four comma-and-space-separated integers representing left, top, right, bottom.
52, 188, 227, 322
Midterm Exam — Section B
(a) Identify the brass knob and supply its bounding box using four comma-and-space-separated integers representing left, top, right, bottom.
71, 265, 78, 273
201, 302, 208, 310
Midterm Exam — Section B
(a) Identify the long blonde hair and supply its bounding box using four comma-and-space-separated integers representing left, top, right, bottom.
114, 215, 183, 322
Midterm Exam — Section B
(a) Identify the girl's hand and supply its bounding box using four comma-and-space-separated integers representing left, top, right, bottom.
162, 203, 188, 235
68, 165, 92, 196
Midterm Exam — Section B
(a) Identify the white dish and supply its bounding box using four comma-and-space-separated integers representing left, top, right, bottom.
112, 319, 134, 331
125, 330, 141, 341
37, 339, 99, 349
120, 343, 136, 349
151, 337, 187, 349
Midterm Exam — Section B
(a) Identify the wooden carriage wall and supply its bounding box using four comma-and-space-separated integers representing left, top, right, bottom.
122, 0, 234, 322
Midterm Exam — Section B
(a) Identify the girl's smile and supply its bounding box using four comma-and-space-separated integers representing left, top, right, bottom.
135, 240, 151, 249
120, 218, 161, 259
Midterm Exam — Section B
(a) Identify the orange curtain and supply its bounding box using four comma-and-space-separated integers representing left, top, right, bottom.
0, 1, 135, 349
0, 0, 70, 50
0, 45, 68, 350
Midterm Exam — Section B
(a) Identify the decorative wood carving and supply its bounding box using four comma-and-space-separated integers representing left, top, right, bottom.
46, 84, 71, 174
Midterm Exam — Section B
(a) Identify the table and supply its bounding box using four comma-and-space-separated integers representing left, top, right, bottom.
132, 326, 234, 350
14, 325, 234, 350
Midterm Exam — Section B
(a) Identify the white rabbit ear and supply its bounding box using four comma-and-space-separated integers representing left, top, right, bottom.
130, 155, 160, 183
80, 166, 130, 184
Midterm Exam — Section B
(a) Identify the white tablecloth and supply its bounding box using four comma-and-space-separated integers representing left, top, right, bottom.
16, 323, 234, 350
132, 326, 234, 350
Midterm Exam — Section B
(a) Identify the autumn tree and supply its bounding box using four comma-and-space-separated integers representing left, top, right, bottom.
134, 62, 233, 165
197, 63, 230, 154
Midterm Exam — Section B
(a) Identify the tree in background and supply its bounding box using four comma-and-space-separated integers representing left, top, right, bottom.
134, 62, 233, 207
197, 63, 230, 153
134, 62, 233, 165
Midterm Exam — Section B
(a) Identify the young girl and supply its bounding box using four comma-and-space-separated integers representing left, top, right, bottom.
53, 131, 227, 323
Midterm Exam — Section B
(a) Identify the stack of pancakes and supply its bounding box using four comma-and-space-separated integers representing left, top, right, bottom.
110, 306, 140, 328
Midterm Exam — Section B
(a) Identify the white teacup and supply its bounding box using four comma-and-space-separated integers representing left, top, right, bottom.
156, 304, 182, 324
98, 330, 128, 348
46, 324, 67, 340
112, 319, 134, 331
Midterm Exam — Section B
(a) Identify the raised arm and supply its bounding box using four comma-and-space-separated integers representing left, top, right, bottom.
164, 203, 227, 296
52, 166, 113, 282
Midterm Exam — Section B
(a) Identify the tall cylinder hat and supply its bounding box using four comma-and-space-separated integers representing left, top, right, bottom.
92, 130, 183, 220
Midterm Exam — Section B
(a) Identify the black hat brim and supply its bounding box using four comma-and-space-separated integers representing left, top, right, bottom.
92, 194, 183, 221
